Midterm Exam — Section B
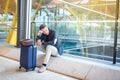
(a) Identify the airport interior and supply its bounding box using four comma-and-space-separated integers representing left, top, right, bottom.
0, 0, 120, 80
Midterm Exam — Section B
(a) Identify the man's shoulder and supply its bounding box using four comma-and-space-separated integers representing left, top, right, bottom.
49, 29, 55, 32
49, 29, 56, 33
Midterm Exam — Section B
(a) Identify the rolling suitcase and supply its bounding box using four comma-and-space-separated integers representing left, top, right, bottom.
19, 45, 37, 72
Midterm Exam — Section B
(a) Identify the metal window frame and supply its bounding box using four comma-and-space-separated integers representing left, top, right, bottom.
17, 0, 32, 47
113, 0, 119, 64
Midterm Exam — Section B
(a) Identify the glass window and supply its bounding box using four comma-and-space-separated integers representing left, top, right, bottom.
31, 0, 119, 63
0, 0, 15, 46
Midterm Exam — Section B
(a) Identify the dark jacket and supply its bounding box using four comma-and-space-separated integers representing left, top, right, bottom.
36, 29, 63, 55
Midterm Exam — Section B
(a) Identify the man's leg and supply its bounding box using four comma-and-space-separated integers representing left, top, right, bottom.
43, 45, 59, 64
38, 45, 59, 73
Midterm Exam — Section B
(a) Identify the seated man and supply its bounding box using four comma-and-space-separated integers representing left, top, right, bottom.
36, 24, 63, 73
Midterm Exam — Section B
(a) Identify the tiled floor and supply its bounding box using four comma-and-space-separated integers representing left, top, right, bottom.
0, 56, 78, 80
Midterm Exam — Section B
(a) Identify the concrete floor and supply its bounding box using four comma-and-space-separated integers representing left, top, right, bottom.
0, 56, 78, 80
0, 46, 120, 80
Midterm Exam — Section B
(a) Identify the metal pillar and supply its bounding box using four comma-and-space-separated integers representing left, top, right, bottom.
113, 0, 119, 64
17, 0, 32, 46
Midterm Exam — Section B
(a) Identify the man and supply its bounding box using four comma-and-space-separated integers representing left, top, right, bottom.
36, 24, 63, 73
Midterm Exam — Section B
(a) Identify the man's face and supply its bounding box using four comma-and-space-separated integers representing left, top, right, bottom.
41, 27, 49, 35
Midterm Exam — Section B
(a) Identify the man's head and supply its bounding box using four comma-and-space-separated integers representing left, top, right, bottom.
39, 24, 49, 35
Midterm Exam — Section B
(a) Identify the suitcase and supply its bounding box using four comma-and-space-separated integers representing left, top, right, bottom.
19, 45, 37, 72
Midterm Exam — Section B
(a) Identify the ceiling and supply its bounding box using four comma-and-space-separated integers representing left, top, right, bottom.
0, 0, 16, 14
0, 0, 118, 17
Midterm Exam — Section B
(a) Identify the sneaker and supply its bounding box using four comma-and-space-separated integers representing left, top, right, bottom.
38, 66, 46, 73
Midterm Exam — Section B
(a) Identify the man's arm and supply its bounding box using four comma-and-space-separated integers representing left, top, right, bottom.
36, 31, 43, 45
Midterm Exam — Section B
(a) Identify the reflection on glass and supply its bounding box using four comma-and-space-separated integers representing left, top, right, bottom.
31, 0, 120, 62
0, 0, 15, 45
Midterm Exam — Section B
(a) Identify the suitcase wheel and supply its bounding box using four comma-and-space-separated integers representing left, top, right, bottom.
19, 66, 22, 69
26, 69, 28, 72
32, 67, 35, 71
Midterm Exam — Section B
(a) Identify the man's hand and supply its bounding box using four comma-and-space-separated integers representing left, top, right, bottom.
36, 40, 42, 46
37, 30, 43, 36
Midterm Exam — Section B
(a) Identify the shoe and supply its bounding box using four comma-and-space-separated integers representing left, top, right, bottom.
38, 66, 46, 73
